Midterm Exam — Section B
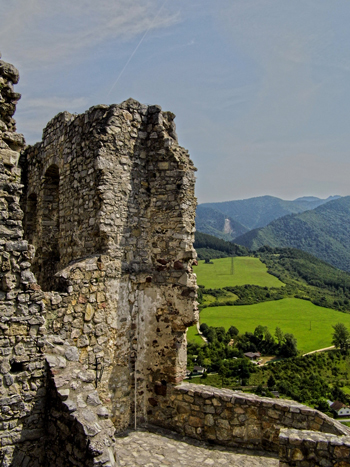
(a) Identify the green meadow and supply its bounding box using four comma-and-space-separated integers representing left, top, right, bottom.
187, 325, 204, 346
195, 257, 284, 289
190, 298, 350, 354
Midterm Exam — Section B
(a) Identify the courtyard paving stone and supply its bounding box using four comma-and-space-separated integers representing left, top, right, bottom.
114, 428, 279, 466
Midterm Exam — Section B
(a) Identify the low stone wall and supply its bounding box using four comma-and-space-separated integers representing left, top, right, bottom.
279, 428, 350, 466
149, 383, 350, 453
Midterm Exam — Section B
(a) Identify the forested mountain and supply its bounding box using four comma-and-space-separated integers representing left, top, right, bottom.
234, 196, 350, 272
195, 205, 248, 241
199, 195, 340, 231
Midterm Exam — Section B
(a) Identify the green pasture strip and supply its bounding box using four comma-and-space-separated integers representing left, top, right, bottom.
195, 257, 284, 289
201, 291, 239, 307
202, 294, 218, 304
198, 298, 350, 354
186, 325, 205, 346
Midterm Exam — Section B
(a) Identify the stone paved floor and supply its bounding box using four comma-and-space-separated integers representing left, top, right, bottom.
114, 429, 279, 467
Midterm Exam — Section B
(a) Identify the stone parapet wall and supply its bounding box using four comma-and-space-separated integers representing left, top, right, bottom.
279, 428, 350, 466
149, 383, 350, 453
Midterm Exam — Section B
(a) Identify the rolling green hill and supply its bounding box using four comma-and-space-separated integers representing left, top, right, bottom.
234, 196, 350, 272
200, 195, 339, 231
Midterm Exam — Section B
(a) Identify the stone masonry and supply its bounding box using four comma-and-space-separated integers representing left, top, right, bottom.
149, 383, 350, 452
0, 53, 199, 465
279, 429, 350, 466
20, 95, 199, 436
2, 55, 350, 467
0, 55, 47, 466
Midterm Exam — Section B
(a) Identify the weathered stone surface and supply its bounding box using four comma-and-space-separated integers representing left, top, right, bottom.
0, 56, 46, 467
113, 428, 279, 466
149, 383, 350, 454
279, 429, 350, 466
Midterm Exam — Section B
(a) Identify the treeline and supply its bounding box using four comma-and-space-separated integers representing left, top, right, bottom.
253, 351, 350, 416
259, 246, 350, 294
194, 232, 249, 260
258, 247, 350, 312
187, 324, 297, 379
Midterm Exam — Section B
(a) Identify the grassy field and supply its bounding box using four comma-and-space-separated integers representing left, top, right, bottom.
187, 325, 205, 346
190, 298, 350, 354
194, 257, 284, 289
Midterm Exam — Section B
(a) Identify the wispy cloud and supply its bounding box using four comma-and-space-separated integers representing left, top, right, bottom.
0, 0, 179, 67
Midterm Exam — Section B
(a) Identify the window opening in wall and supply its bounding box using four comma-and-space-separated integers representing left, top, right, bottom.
25, 193, 37, 244
39, 164, 60, 290
10, 361, 25, 373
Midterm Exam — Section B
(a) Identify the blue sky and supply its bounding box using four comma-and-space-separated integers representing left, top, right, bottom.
1, 0, 350, 203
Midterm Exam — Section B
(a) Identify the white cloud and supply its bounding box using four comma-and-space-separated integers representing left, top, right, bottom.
0, 0, 179, 67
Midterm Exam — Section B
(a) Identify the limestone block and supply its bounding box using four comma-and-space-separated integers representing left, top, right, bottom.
0, 148, 19, 167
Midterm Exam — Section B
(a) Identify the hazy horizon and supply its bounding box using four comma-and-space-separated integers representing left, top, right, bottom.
1, 1, 350, 203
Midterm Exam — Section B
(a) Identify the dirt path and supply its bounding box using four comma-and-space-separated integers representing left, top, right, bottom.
303, 346, 335, 356
196, 322, 208, 343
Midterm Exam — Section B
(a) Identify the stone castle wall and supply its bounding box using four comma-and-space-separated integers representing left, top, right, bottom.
0, 55, 47, 467
21, 98, 198, 436
279, 428, 350, 466
148, 383, 350, 452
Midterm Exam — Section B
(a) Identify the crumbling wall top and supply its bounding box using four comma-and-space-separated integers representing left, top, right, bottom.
0, 53, 25, 166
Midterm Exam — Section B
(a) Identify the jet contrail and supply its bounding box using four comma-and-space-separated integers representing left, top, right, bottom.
108, 0, 168, 97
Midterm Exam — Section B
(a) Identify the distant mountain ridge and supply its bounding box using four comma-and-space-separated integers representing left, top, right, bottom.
195, 205, 248, 241
199, 195, 341, 231
234, 196, 350, 272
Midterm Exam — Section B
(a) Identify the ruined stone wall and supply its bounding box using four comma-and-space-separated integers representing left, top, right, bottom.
21, 109, 106, 290
279, 428, 350, 466
149, 383, 350, 453
0, 55, 47, 467
21, 99, 198, 435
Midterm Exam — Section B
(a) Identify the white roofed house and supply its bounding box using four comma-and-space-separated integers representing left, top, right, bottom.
330, 401, 350, 417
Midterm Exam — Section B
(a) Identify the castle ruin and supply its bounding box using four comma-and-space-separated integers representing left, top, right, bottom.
1, 56, 350, 467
